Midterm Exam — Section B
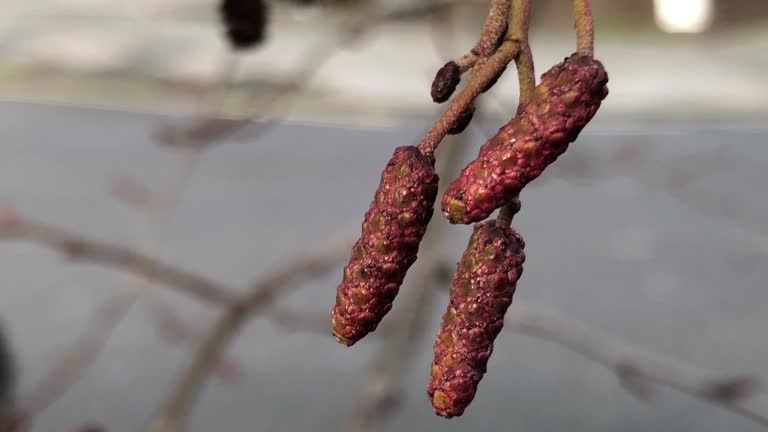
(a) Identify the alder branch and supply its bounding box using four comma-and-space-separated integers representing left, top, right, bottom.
147, 229, 356, 432
17, 62, 239, 420
418, 31, 521, 155
159, 0, 483, 150
254, 301, 768, 428
504, 306, 768, 427
0, 216, 239, 307
572, 0, 595, 57
472, 0, 512, 58
495, 0, 532, 228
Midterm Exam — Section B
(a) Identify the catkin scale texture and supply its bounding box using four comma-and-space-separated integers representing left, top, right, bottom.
428, 221, 525, 417
442, 54, 609, 224
332, 146, 439, 346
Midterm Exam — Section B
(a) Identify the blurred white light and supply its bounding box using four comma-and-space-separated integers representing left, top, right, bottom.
653, 0, 713, 33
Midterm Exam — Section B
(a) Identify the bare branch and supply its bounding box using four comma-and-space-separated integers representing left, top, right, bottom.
0, 217, 239, 306
160, 0, 484, 150
147, 229, 355, 432
572, 0, 595, 57
505, 306, 768, 427
17, 145, 207, 418
496, 0, 532, 228
418, 34, 520, 155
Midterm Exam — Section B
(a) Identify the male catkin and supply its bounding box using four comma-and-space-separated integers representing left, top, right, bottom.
332, 146, 438, 346
442, 54, 608, 224
428, 221, 525, 418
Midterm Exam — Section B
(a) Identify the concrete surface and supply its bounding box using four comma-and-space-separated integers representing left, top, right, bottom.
0, 101, 766, 431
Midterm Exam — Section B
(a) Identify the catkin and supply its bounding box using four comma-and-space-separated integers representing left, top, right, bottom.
442, 54, 609, 224
332, 146, 439, 346
428, 221, 525, 417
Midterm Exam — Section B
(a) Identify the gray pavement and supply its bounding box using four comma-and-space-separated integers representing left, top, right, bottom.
0, 101, 767, 431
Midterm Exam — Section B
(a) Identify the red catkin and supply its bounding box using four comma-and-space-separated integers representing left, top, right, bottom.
332, 146, 439, 346
442, 54, 609, 224
428, 221, 525, 418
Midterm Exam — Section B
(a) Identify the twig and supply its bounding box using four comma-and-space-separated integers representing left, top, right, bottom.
159, 1, 476, 150
17, 56, 241, 419
418, 33, 521, 155
146, 230, 356, 432
509, 0, 534, 105
572, 0, 595, 57
505, 306, 768, 427
495, 0, 533, 228
472, 0, 512, 58
20, 290, 136, 414
17, 146, 205, 417
495, 192, 521, 228
0, 217, 239, 307
419, 0, 520, 155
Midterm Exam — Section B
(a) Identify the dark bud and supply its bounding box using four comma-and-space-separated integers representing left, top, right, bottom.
431, 61, 462, 103
220, 0, 269, 50
481, 64, 507, 93
448, 103, 476, 135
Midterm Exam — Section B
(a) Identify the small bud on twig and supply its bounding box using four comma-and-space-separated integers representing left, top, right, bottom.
447, 103, 476, 135
431, 61, 462, 103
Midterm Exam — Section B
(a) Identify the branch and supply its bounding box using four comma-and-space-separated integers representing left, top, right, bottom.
419, 33, 521, 155
505, 306, 768, 427
572, 0, 595, 57
472, 0, 512, 58
419, 0, 523, 155
496, 0, 532, 228
146, 230, 356, 432
0, 216, 239, 307
159, 1, 485, 150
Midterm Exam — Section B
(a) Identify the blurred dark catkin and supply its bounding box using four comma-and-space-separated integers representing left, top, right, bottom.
220, 0, 269, 49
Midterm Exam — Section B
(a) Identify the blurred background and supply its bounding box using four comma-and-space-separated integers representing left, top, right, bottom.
0, 0, 767, 431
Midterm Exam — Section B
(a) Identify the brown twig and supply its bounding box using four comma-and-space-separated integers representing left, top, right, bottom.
419, 0, 524, 155
505, 306, 768, 427
146, 230, 355, 432
472, 0, 512, 58
419, 39, 521, 155
20, 291, 136, 414
495, 0, 533, 229
160, 1, 479, 150
0, 217, 238, 306
572, 0, 595, 57
264, 299, 768, 428
17, 58, 240, 419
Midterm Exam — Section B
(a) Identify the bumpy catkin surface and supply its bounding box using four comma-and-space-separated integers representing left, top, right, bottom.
428, 221, 525, 417
332, 146, 439, 346
442, 54, 609, 224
